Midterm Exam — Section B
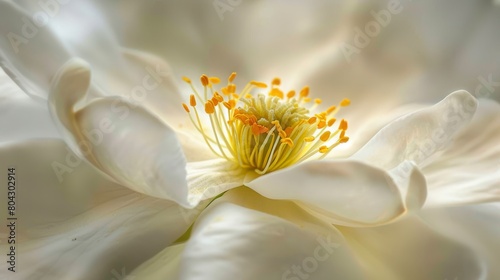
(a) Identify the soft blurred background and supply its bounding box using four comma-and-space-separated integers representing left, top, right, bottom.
94, 0, 500, 105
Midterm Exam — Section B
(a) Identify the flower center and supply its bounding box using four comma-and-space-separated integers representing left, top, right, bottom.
181, 73, 350, 174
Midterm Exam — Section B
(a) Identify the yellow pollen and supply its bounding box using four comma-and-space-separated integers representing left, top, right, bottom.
340, 98, 351, 107
272, 78, 281, 86
200, 74, 209, 87
328, 118, 336, 127
300, 86, 310, 97
319, 146, 329, 153
320, 131, 331, 142
181, 73, 352, 174
205, 100, 215, 114
304, 136, 315, 142
229, 72, 237, 83
210, 77, 221, 84
190, 94, 197, 107
250, 81, 268, 88
339, 119, 348, 131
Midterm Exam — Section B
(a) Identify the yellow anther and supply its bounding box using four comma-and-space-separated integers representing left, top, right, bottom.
205, 100, 215, 114
320, 131, 331, 142
318, 120, 326, 129
340, 130, 346, 139
308, 117, 317, 124
287, 90, 296, 99
300, 86, 310, 97
211, 96, 219, 106
182, 76, 192, 83
304, 136, 315, 142
182, 103, 190, 113
250, 81, 268, 88
303, 97, 311, 103
269, 88, 284, 99
279, 130, 287, 139
314, 98, 322, 104
252, 123, 269, 136
229, 72, 237, 83
281, 138, 294, 148
190, 94, 197, 106
210, 77, 221, 84
326, 105, 336, 114
340, 137, 349, 143
201, 74, 209, 86
340, 98, 351, 107
223, 101, 232, 110
339, 119, 348, 130
319, 146, 329, 153
245, 93, 253, 99
214, 92, 224, 102
327, 118, 336, 127
272, 78, 281, 86
228, 84, 236, 93
316, 112, 327, 119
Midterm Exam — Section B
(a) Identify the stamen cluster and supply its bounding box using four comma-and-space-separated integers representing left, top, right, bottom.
182, 73, 350, 174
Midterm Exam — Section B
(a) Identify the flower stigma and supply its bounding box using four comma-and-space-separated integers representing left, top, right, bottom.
181, 73, 350, 175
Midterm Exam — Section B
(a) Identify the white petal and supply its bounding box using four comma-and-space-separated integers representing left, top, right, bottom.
419, 203, 500, 279
49, 58, 190, 205
422, 99, 500, 207
247, 160, 421, 226
120, 48, 186, 125
340, 216, 485, 280
186, 159, 246, 206
178, 200, 363, 280
0, 69, 58, 142
0, 1, 127, 100
352, 90, 477, 169
0, 139, 196, 280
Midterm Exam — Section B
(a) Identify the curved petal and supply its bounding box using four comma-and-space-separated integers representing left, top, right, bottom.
419, 203, 500, 279
339, 216, 485, 280
0, 2, 188, 128
0, 69, 59, 142
135, 198, 364, 280
422, 99, 500, 207
0, 1, 127, 100
49, 58, 190, 205
0, 139, 197, 280
352, 90, 477, 169
246, 159, 424, 227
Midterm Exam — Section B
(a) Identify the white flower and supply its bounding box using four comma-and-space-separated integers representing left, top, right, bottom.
0, 1, 499, 280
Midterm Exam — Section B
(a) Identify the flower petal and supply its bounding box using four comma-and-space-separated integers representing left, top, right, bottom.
139, 199, 363, 280
247, 160, 415, 226
419, 203, 500, 279
0, 139, 197, 280
49, 58, 189, 205
422, 99, 500, 207
339, 216, 484, 280
0, 1, 127, 100
352, 90, 477, 169
186, 159, 246, 206
0, 69, 58, 142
